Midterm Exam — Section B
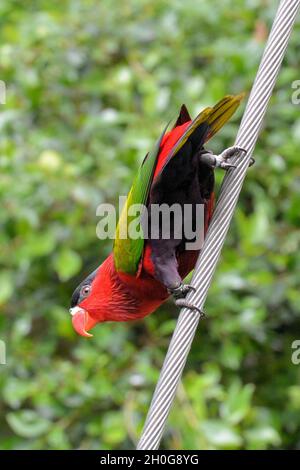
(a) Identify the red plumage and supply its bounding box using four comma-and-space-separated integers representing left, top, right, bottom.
73, 117, 214, 333
70, 95, 243, 336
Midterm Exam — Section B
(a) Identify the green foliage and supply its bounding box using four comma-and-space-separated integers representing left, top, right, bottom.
1, 0, 300, 450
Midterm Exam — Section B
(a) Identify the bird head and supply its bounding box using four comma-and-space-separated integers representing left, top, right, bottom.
69, 269, 99, 337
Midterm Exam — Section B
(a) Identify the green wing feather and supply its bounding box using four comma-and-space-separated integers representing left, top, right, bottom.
113, 93, 244, 275
113, 126, 168, 274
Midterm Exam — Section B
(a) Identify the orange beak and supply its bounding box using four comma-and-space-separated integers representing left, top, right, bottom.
70, 307, 97, 338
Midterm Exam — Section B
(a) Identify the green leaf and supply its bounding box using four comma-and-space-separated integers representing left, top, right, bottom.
0, 271, 13, 305
201, 420, 242, 449
6, 411, 50, 438
221, 380, 255, 424
245, 426, 281, 448
53, 249, 82, 281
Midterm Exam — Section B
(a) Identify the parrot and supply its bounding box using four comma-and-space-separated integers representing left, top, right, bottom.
69, 94, 248, 337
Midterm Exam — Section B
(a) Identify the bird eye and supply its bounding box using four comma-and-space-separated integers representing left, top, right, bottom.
80, 285, 91, 298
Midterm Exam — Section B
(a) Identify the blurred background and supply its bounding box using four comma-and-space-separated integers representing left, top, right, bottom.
1, 0, 300, 450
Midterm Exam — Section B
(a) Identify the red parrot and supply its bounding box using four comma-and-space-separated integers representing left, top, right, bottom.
70, 95, 245, 337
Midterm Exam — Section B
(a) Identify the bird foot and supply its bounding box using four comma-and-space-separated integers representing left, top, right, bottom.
198, 146, 251, 170
168, 283, 205, 317
174, 298, 205, 318
215, 145, 247, 169
168, 283, 196, 299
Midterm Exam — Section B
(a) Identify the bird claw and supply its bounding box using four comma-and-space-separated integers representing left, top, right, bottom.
168, 283, 196, 299
219, 162, 237, 170
168, 284, 205, 317
249, 157, 255, 167
198, 146, 248, 171
215, 145, 247, 170
218, 152, 254, 169
174, 298, 205, 318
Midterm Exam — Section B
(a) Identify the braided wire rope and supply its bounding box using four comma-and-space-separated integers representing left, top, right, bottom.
137, 0, 300, 450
